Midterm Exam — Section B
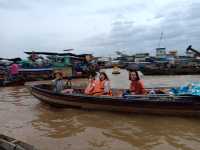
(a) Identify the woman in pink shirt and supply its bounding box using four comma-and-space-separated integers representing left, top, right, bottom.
10, 63, 20, 80
11, 63, 19, 75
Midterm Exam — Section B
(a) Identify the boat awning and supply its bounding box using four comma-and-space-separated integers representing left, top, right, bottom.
19, 68, 53, 72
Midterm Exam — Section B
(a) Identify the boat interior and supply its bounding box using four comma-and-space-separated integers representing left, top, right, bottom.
34, 84, 169, 97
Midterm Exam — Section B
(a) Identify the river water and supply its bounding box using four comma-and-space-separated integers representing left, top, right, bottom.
0, 69, 200, 150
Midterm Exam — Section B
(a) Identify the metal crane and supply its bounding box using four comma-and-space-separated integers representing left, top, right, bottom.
115, 51, 128, 57
186, 45, 200, 57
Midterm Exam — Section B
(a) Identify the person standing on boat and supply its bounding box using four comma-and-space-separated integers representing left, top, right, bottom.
52, 72, 66, 93
10, 62, 20, 80
30, 51, 38, 62
84, 72, 97, 95
128, 70, 146, 95
92, 72, 112, 96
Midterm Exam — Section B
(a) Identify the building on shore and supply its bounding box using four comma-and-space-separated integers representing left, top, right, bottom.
135, 53, 150, 62
156, 48, 166, 58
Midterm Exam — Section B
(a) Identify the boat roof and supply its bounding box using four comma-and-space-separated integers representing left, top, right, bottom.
19, 68, 53, 72
25, 51, 77, 56
25, 51, 92, 56
0, 57, 22, 62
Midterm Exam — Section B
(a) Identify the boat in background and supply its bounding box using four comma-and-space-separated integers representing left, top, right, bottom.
0, 51, 100, 87
112, 66, 121, 74
0, 71, 4, 86
19, 68, 53, 81
0, 134, 37, 150
0, 64, 25, 87
23, 51, 99, 79
1, 80, 25, 87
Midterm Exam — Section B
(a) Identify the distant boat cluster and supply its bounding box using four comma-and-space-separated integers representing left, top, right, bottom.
98, 45, 200, 75
1, 45, 200, 86
0, 51, 99, 86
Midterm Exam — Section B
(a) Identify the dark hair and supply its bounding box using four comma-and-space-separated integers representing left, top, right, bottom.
100, 72, 109, 80
54, 72, 63, 78
89, 71, 97, 78
129, 70, 140, 81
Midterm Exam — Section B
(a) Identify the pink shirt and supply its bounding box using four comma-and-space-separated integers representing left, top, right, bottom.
10, 64, 19, 75
130, 80, 146, 95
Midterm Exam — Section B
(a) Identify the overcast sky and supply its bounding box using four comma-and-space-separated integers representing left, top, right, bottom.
0, 0, 200, 58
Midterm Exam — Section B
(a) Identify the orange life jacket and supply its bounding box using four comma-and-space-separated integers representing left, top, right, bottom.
84, 79, 95, 95
92, 80, 112, 96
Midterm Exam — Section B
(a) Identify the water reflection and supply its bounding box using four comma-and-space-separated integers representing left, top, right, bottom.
31, 101, 200, 150
32, 105, 86, 138
101, 115, 200, 150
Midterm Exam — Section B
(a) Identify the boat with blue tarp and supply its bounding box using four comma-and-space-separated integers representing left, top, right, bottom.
30, 84, 200, 117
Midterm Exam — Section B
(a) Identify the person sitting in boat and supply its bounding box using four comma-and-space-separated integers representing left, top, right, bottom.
84, 72, 97, 95
52, 72, 66, 93
61, 76, 74, 94
128, 70, 146, 95
92, 72, 112, 96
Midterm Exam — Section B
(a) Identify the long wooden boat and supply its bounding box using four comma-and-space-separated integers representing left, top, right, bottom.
0, 73, 4, 86
112, 71, 120, 74
140, 67, 200, 75
0, 69, 25, 87
19, 68, 53, 81
112, 67, 121, 74
0, 134, 37, 150
30, 84, 200, 117
0, 80, 25, 87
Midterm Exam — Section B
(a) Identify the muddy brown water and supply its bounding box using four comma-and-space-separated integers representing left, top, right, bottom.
0, 69, 200, 150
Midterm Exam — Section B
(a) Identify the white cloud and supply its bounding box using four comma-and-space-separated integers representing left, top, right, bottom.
0, 0, 200, 57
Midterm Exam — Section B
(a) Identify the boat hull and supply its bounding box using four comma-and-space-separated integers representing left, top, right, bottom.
31, 84, 200, 117
0, 80, 25, 87
0, 134, 37, 150
112, 71, 120, 74
141, 68, 200, 75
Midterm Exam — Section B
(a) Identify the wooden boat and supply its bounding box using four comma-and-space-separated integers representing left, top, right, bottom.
2, 80, 25, 87
112, 71, 120, 74
112, 70, 120, 74
112, 66, 120, 74
0, 73, 4, 86
140, 67, 200, 75
19, 68, 53, 81
30, 84, 200, 117
0, 74, 25, 87
0, 134, 37, 150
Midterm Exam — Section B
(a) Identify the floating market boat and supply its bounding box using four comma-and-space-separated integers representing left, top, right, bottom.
22, 51, 99, 79
19, 68, 53, 81
140, 67, 200, 75
31, 84, 200, 117
1, 80, 25, 87
0, 67, 25, 87
0, 72, 4, 86
0, 134, 37, 150
0, 51, 99, 87
112, 66, 120, 74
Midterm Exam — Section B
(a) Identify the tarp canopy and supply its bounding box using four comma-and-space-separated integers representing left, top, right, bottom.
24, 51, 92, 58
0, 57, 22, 62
